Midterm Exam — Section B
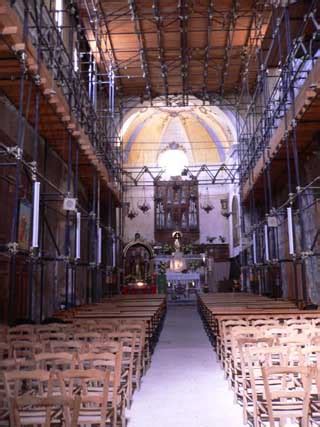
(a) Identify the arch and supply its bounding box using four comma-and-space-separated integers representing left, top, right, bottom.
123, 240, 154, 259
232, 196, 240, 248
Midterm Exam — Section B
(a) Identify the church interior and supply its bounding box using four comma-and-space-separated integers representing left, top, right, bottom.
0, 0, 320, 425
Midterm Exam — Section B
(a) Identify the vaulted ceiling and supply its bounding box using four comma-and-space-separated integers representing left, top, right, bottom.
79, 0, 272, 104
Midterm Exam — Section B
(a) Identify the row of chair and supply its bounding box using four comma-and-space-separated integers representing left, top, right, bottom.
199, 292, 320, 427
0, 295, 167, 426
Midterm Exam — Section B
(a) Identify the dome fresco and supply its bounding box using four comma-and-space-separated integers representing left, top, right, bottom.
122, 98, 238, 168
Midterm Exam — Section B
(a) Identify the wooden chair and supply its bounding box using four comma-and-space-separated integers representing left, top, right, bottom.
0, 358, 20, 426
227, 326, 266, 385
58, 369, 117, 427
0, 343, 10, 360
38, 332, 67, 342
10, 340, 43, 360
219, 319, 248, 367
89, 341, 122, 355
243, 346, 294, 427
10, 394, 80, 427
3, 369, 76, 426
120, 323, 150, 373
109, 332, 142, 391
7, 326, 35, 342
73, 332, 102, 344
35, 352, 76, 371
261, 365, 313, 427
37, 324, 69, 335
235, 336, 275, 415
88, 340, 133, 406
50, 340, 85, 354
0, 326, 7, 343
93, 323, 116, 338
77, 350, 125, 426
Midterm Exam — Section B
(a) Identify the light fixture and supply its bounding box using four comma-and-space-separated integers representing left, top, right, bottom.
138, 184, 151, 214
136, 281, 145, 287
138, 199, 151, 213
200, 187, 214, 214
127, 203, 138, 220
220, 198, 232, 218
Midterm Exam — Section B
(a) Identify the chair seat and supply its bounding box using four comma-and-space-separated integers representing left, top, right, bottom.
18, 408, 63, 425
258, 400, 304, 416
77, 407, 114, 423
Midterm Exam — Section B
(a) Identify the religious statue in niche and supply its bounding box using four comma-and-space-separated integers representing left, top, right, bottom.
124, 239, 154, 285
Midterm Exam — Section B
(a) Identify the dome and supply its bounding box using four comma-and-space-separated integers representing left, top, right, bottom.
122, 97, 237, 168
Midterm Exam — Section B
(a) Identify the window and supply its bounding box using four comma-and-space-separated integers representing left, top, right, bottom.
158, 148, 188, 179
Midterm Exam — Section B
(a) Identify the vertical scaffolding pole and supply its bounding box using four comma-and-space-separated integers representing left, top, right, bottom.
8, 5, 29, 324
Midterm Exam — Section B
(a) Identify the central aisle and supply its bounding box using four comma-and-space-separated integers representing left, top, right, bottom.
127, 304, 242, 427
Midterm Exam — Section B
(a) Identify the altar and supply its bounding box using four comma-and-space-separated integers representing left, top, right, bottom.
166, 271, 201, 299
166, 271, 200, 283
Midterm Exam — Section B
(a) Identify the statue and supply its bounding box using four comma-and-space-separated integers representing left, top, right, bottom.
170, 231, 186, 272
172, 230, 182, 252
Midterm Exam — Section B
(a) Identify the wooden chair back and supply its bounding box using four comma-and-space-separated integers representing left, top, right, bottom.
262, 365, 313, 427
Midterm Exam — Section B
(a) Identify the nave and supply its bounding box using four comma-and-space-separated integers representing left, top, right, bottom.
127, 304, 242, 427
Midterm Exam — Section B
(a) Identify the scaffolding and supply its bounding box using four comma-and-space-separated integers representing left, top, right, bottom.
237, 0, 320, 305
0, 0, 123, 324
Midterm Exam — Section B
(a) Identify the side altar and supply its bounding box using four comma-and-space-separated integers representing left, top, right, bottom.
122, 233, 156, 294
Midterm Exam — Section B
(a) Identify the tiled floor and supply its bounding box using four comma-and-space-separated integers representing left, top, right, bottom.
126, 304, 243, 427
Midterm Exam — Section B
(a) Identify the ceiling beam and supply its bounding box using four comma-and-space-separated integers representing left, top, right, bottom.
153, 0, 169, 105
220, 0, 239, 98
179, 0, 190, 106
97, 2, 126, 104
203, 0, 215, 103
237, 2, 271, 98
128, 0, 153, 103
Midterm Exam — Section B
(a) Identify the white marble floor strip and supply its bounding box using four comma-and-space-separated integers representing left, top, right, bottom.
127, 304, 243, 427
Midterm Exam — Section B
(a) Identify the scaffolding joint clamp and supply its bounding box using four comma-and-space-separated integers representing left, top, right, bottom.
62, 255, 72, 264
29, 246, 39, 259
301, 251, 313, 260
89, 211, 96, 219
33, 74, 41, 86
8, 242, 18, 254
8, 146, 23, 160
